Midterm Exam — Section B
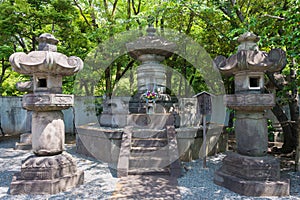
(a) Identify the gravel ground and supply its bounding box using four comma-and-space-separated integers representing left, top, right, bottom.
0, 138, 300, 200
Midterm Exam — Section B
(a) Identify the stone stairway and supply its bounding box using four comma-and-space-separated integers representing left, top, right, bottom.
117, 126, 181, 178
129, 129, 170, 175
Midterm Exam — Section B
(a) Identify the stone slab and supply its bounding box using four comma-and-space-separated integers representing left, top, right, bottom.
214, 170, 289, 197
23, 94, 73, 111
220, 153, 280, 181
10, 171, 83, 195
224, 93, 275, 111
214, 152, 290, 196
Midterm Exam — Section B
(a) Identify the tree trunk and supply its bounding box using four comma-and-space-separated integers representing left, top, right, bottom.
272, 103, 297, 153
105, 67, 112, 97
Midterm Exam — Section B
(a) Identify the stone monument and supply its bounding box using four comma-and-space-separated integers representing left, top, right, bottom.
9, 33, 84, 194
126, 19, 176, 114
213, 32, 290, 196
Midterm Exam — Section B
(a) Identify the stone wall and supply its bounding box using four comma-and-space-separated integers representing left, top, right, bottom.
0, 97, 31, 135
0, 96, 100, 135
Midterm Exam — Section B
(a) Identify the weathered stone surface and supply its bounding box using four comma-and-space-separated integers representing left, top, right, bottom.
127, 114, 171, 129
15, 133, 32, 150
219, 153, 280, 181
235, 111, 268, 156
23, 94, 73, 111
117, 127, 132, 177
9, 51, 83, 77
126, 24, 175, 98
214, 153, 289, 196
10, 153, 84, 195
234, 71, 264, 93
76, 125, 123, 163
214, 33, 286, 76
214, 170, 289, 197
9, 33, 84, 195
32, 111, 64, 156
16, 81, 33, 92
178, 98, 199, 127
224, 93, 275, 111
100, 113, 128, 128
214, 32, 289, 196
126, 25, 176, 60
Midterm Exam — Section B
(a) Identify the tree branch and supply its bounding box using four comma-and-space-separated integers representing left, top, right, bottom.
131, 0, 141, 15
230, 0, 245, 22
261, 14, 285, 20
73, 0, 91, 26
111, 0, 119, 17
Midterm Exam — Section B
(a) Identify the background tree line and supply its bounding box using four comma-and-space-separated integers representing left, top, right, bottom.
0, 0, 299, 153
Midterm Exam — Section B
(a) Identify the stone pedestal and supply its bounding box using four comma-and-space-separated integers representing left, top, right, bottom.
10, 153, 84, 195
214, 153, 289, 196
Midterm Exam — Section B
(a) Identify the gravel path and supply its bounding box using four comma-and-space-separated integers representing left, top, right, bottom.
1, 138, 300, 200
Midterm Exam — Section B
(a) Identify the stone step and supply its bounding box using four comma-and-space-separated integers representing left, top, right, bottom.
130, 149, 169, 157
128, 167, 170, 176
131, 129, 167, 138
131, 137, 168, 147
131, 146, 167, 154
129, 155, 170, 169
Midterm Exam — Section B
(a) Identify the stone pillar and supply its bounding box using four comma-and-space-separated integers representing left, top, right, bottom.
213, 32, 290, 196
9, 33, 84, 195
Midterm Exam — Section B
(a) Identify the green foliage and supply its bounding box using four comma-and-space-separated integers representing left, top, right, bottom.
0, 0, 299, 99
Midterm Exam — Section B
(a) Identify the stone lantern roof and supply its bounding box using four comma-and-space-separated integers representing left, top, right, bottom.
126, 25, 176, 61
214, 32, 286, 76
9, 34, 83, 76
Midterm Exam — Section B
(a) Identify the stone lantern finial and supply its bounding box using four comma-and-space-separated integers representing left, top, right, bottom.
237, 32, 260, 51
146, 16, 156, 36
38, 33, 59, 52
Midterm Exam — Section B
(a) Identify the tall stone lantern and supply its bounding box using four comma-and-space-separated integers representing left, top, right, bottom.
9, 33, 84, 194
214, 32, 289, 196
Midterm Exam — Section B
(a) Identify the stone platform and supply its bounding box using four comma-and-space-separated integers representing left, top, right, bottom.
214, 152, 290, 196
10, 152, 84, 195
76, 123, 227, 163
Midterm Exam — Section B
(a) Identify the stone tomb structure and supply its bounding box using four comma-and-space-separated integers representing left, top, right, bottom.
214, 32, 290, 196
9, 33, 84, 194
76, 24, 227, 177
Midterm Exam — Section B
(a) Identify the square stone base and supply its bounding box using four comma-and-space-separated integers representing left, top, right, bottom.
214, 153, 290, 196
10, 153, 84, 195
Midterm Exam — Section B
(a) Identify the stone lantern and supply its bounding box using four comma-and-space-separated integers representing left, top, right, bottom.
213, 32, 289, 196
9, 33, 84, 194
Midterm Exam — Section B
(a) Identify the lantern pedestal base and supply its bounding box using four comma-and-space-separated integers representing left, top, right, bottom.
10, 152, 84, 195
214, 152, 289, 196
